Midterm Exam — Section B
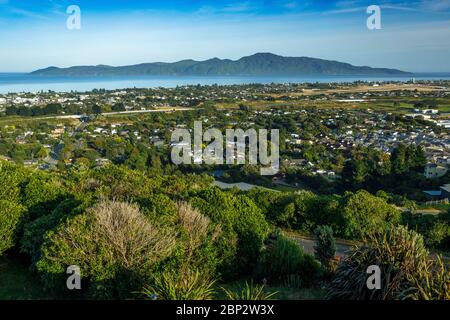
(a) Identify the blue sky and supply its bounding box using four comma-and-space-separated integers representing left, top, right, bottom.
0, 0, 449, 72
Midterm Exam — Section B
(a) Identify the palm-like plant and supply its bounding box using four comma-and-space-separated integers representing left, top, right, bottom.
221, 281, 278, 300
326, 225, 449, 300
142, 269, 216, 300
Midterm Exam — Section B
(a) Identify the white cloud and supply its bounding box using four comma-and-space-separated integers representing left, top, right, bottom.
322, 7, 366, 14
421, 0, 450, 11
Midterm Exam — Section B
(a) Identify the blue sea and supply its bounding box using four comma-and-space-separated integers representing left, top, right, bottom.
1, 73, 450, 94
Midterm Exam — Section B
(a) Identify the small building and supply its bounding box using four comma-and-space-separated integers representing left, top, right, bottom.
423, 190, 442, 200
23, 159, 39, 166
441, 184, 450, 199
51, 127, 65, 138
95, 158, 111, 167
424, 163, 448, 179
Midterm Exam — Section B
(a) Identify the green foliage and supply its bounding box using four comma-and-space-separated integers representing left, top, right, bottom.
22, 172, 67, 219
0, 161, 28, 202
313, 226, 336, 268
222, 281, 277, 300
165, 202, 223, 279
402, 255, 450, 300
249, 188, 403, 242
256, 231, 322, 287
36, 200, 176, 298
21, 197, 85, 265
426, 222, 450, 249
401, 211, 450, 250
188, 187, 269, 276
339, 190, 400, 239
247, 188, 286, 221
341, 145, 427, 199
0, 200, 26, 255
326, 225, 449, 300
1, 160, 446, 300
138, 193, 178, 222
342, 159, 368, 185
142, 269, 216, 300
248, 189, 322, 232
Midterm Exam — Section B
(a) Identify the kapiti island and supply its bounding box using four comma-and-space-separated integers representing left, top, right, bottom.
30, 53, 411, 77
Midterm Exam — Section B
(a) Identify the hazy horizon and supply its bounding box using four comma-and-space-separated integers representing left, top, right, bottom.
4, 53, 450, 75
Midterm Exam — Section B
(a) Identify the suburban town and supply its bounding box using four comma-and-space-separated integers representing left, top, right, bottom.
1, 81, 449, 198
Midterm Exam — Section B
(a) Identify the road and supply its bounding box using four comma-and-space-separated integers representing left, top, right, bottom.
284, 232, 357, 259
13, 107, 196, 121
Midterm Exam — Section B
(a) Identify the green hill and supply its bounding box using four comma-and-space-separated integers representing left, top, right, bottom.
30, 53, 411, 77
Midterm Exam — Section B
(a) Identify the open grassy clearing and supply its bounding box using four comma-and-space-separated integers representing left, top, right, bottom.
0, 255, 56, 300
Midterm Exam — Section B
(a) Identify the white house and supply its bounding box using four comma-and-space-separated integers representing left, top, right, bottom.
424, 163, 448, 179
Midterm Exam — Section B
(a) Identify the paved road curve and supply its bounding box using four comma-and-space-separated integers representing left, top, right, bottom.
284, 231, 357, 259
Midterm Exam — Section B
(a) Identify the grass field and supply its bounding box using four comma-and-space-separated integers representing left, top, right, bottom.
217, 280, 326, 300
0, 255, 55, 300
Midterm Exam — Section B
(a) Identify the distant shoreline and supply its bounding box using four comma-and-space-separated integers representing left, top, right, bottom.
0, 74, 449, 94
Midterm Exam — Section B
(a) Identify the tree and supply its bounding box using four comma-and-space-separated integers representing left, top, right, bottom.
112, 103, 126, 112
391, 144, 408, 174
22, 172, 66, 219
413, 145, 427, 170
36, 146, 48, 159
339, 190, 400, 239
314, 226, 336, 268
91, 104, 102, 115
342, 159, 368, 185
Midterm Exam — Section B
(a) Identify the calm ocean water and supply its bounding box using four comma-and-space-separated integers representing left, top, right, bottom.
1, 73, 450, 94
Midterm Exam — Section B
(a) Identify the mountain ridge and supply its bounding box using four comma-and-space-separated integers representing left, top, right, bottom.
30, 53, 411, 76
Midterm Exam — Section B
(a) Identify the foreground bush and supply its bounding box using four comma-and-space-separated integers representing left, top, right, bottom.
21, 198, 86, 266
36, 200, 176, 298
222, 281, 277, 300
22, 172, 67, 219
256, 231, 322, 287
0, 200, 26, 255
0, 161, 28, 203
326, 225, 450, 300
188, 188, 269, 276
143, 269, 216, 300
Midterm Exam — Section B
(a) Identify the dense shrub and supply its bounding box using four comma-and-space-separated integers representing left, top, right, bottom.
22, 172, 67, 219
256, 231, 322, 287
338, 190, 400, 239
188, 187, 269, 276
138, 193, 178, 223
21, 197, 85, 265
314, 226, 336, 268
326, 225, 450, 300
68, 165, 156, 200
246, 188, 284, 217
172, 202, 223, 276
36, 200, 177, 298
0, 200, 26, 255
0, 161, 28, 202
142, 202, 225, 300
401, 211, 450, 251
